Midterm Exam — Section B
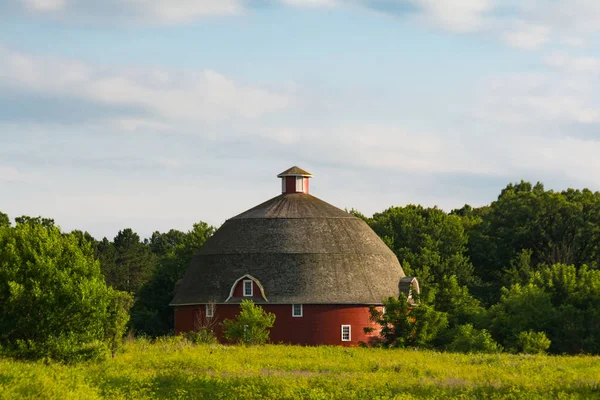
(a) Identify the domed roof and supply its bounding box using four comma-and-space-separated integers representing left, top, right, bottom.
171, 176, 405, 306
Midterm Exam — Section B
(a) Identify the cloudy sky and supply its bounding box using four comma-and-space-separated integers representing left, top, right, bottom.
2, 0, 600, 239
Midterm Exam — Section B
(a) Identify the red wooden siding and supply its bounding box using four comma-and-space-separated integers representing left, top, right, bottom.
174, 304, 383, 346
231, 279, 263, 299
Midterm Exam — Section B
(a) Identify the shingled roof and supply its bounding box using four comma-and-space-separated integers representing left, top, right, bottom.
171, 193, 405, 306
277, 166, 313, 177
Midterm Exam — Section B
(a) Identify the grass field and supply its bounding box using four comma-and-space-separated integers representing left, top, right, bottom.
1, 338, 600, 399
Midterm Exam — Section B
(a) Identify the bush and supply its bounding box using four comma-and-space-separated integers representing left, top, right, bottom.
447, 324, 503, 354
0, 221, 131, 362
222, 300, 276, 345
515, 331, 551, 354
182, 328, 217, 345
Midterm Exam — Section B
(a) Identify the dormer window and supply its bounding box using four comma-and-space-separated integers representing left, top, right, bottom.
292, 304, 303, 317
243, 280, 253, 297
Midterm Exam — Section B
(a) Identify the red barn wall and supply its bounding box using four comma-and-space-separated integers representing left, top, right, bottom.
174, 304, 382, 346
231, 280, 263, 299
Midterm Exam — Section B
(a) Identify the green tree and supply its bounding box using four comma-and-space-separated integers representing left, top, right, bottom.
434, 275, 486, 328
368, 205, 474, 292
146, 229, 187, 257
99, 229, 156, 293
222, 300, 276, 345
447, 324, 502, 354
515, 331, 551, 354
489, 284, 556, 352
0, 221, 129, 361
0, 211, 9, 227
467, 182, 600, 300
367, 294, 448, 348
131, 222, 215, 336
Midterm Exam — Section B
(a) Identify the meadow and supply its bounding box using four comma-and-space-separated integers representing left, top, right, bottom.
1, 338, 599, 400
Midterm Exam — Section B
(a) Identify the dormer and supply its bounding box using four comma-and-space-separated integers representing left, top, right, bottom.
277, 166, 313, 194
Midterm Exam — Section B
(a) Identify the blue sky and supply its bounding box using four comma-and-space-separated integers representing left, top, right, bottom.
2, 0, 600, 239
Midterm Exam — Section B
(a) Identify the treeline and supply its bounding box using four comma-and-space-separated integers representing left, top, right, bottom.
1, 180, 600, 359
355, 181, 600, 354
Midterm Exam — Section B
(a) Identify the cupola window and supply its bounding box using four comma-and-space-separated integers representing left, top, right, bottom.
277, 166, 312, 194
292, 304, 303, 317
243, 280, 253, 297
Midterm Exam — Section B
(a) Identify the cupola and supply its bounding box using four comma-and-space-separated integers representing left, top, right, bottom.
277, 166, 312, 194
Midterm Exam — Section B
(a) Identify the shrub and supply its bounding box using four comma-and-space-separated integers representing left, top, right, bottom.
447, 324, 503, 354
0, 221, 131, 362
222, 300, 276, 345
515, 331, 551, 354
182, 328, 217, 345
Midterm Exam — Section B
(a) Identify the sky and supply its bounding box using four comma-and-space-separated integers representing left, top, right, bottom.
2, 0, 600, 239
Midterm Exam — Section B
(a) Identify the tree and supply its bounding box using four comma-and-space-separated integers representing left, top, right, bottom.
447, 324, 502, 354
99, 229, 156, 293
0, 211, 9, 227
0, 221, 130, 361
434, 275, 486, 328
366, 294, 448, 348
467, 182, 600, 297
221, 300, 276, 345
515, 331, 551, 354
130, 221, 215, 336
489, 284, 556, 352
146, 229, 187, 257
368, 205, 474, 292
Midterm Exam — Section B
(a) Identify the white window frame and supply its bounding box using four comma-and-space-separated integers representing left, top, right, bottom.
292, 304, 303, 317
341, 325, 351, 342
243, 279, 253, 297
296, 176, 304, 192
282, 178, 286, 193
206, 303, 215, 318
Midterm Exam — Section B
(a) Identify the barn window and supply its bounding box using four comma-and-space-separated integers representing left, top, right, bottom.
243, 280, 253, 297
296, 176, 304, 192
206, 304, 215, 318
292, 304, 303, 317
341, 325, 351, 341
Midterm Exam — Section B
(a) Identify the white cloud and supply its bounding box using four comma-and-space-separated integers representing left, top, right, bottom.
414, 0, 494, 33
0, 46, 292, 124
502, 22, 550, 50
22, 0, 66, 12
282, 0, 338, 7
15, 0, 243, 22
0, 167, 22, 182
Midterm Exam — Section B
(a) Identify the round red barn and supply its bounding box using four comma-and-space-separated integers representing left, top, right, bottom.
171, 167, 417, 346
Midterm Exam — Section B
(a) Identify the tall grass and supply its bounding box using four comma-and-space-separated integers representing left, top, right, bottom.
1, 337, 599, 399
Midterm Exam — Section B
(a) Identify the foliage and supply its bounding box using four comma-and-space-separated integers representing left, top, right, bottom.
368, 205, 474, 294
489, 284, 555, 352
367, 294, 448, 348
515, 331, 551, 355
433, 275, 486, 328
446, 324, 502, 354
2, 341, 600, 399
467, 183, 600, 299
104, 290, 134, 357
222, 300, 276, 345
0, 211, 9, 227
0, 221, 130, 362
97, 229, 157, 293
182, 328, 217, 345
130, 222, 215, 336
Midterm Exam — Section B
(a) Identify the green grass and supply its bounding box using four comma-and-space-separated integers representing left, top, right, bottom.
1, 338, 600, 399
